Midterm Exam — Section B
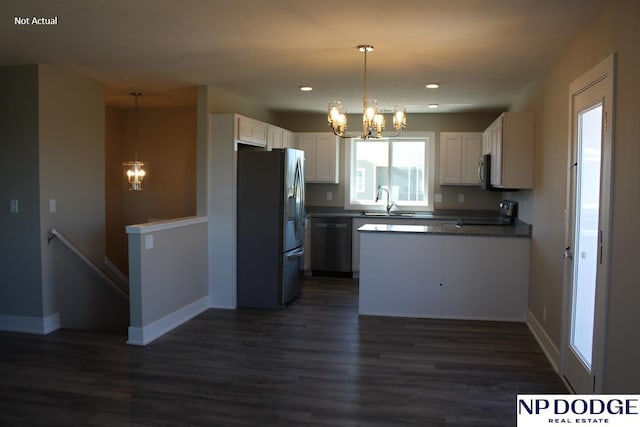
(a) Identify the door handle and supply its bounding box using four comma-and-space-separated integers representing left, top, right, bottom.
563, 246, 573, 260
286, 247, 305, 259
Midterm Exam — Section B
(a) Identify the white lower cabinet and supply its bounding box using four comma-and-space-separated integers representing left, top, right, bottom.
359, 231, 530, 321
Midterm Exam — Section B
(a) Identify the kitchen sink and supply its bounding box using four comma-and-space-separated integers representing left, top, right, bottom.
363, 211, 392, 217
362, 211, 435, 218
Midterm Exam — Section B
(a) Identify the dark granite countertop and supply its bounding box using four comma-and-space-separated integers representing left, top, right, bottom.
357, 222, 531, 238
306, 206, 531, 237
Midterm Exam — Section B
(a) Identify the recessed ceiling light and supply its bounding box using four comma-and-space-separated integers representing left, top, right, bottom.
299, 86, 313, 92
425, 83, 440, 89
428, 104, 439, 109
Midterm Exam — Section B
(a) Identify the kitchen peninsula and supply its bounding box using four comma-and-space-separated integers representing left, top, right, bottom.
358, 222, 531, 321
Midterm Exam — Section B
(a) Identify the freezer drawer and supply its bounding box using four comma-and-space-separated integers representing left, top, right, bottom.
310, 218, 352, 273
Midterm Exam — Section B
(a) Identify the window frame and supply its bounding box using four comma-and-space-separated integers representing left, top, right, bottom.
343, 132, 435, 212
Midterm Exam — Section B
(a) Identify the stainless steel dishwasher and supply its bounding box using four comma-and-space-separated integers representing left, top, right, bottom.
310, 217, 352, 274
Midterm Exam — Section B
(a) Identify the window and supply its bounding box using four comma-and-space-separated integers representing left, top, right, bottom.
345, 134, 435, 211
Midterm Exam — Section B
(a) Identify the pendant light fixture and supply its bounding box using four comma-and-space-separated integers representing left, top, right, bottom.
123, 92, 147, 191
328, 45, 407, 140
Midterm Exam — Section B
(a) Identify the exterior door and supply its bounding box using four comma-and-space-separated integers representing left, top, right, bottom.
563, 55, 614, 393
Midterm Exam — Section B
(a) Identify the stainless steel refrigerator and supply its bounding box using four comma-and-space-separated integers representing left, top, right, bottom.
237, 148, 305, 309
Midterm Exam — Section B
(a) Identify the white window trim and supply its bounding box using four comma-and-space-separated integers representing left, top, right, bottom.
343, 132, 435, 212
355, 168, 366, 192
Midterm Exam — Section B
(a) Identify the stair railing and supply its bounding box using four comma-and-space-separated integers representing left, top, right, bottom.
47, 228, 129, 300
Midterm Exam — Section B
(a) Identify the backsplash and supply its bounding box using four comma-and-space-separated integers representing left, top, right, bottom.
306, 182, 503, 211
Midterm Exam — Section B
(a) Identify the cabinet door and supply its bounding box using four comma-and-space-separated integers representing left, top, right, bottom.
237, 116, 267, 147
439, 133, 463, 184
282, 130, 295, 148
440, 132, 482, 185
490, 118, 503, 186
267, 125, 284, 150
304, 218, 311, 272
500, 112, 535, 189
314, 134, 339, 183
482, 129, 492, 155
296, 133, 339, 183
296, 134, 316, 181
461, 133, 482, 184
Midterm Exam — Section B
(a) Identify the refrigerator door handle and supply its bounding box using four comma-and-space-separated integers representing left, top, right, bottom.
286, 247, 305, 259
293, 158, 305, 242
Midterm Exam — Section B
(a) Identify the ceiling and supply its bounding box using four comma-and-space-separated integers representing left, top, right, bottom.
1, 0, 606, 113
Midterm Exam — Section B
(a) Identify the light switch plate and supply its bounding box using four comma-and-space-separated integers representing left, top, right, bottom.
434, 193, 442, 203
458, 194, 465, 203
10, 199, 18, 214
49, 199, 56, 213
145, 234, 154, 250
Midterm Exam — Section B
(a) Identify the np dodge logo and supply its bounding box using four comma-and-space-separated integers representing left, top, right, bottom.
517, 395, 640, 426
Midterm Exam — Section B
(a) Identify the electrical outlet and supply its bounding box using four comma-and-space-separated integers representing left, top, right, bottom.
434, 193, 442, 203
49, 199, 56, 213
326, 191, 332, 201
458, 194, 465, 203
10, 199, 18, 214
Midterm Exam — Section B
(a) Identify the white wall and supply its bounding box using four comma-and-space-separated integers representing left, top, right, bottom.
510, 0, 640, 392
127, 217, 209, 345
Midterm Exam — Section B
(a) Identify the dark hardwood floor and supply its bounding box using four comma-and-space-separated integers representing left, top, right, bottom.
0, 277, 566, 426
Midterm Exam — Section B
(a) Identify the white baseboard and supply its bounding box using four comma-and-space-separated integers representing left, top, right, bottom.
526, 310, 561, 373
127, 296, 209, 346
0, 313, 60, 335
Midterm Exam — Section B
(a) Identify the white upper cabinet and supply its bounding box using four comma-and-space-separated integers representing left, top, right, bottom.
282, 129, 296, 149
236, 115, 268, 147
296, 133, 339, 183
439, 132, 482, 185
485, 112, 535, 189
267, 125, 284, 150
481, 129, 492, 155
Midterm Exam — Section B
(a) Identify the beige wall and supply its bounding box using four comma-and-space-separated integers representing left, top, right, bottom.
510, 0, 640, 392
38, 64, 110, 323
127, 218, 209, 345
106, 106, 197, 275
0, 64, 127, 331
274, 111, 504, 210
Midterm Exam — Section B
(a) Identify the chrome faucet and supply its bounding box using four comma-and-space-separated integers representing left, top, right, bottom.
375, 186, 395, 213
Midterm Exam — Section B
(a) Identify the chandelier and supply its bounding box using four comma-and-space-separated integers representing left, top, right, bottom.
328, 45, 407, 139
123, 92, 147, 191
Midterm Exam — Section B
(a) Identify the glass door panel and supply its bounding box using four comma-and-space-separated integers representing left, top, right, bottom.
570, 103, 602, 370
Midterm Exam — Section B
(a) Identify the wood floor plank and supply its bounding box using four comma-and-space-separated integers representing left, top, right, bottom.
0, 277, 566, 426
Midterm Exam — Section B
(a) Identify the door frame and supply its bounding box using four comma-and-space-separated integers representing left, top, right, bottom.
560, 53, 615, 393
